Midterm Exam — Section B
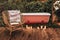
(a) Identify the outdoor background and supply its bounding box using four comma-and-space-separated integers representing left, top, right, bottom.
0, 0, 53, 26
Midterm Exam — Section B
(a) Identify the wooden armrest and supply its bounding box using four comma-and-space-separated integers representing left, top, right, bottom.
2, 11, 10, 27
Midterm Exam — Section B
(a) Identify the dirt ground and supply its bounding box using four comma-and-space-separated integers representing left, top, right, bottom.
0, 27, 60, 40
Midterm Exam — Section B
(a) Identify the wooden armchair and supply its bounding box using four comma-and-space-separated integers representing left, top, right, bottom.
2, 10, 24, 34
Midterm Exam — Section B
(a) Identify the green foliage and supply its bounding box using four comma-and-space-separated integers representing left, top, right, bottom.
24, 0, 53, 13
0, 0, 53, 13
24, 1, 44, 12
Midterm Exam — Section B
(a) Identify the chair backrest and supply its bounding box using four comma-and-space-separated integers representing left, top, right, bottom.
8, 10, 21, 25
